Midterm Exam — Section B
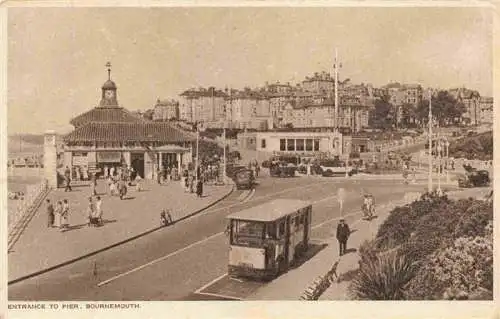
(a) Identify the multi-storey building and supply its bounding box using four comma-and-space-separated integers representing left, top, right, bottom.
178, 87, 227, 124
225, 89, 272, 130
449, 88, 481, 125
281, 95, 371, 132
302, 71, 335, 93
383, 82, 423, 106
152, 98, 179, 121
382, 82, 423, 124
479, 96, 493, 125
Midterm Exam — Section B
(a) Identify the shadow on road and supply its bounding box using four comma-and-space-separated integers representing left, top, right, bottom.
291, 242, 328, 270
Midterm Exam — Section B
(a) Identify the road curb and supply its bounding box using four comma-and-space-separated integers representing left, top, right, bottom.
8, 184, 235, 286
299, 195, 418, 301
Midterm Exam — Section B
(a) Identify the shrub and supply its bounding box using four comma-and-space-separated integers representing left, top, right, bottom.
453, 200, 493, 238
375, 192, 450, 249
349, 250, 419, 300
406, 222, 493, 300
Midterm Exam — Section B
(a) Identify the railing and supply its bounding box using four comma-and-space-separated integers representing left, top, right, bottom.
8, 179, 50, 251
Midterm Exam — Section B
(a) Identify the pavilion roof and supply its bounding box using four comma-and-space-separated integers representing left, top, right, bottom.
70, 107, 145, 128
63, 122, 195, 143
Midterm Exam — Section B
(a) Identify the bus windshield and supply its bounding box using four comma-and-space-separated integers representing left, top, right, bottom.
231, 220, 265, 247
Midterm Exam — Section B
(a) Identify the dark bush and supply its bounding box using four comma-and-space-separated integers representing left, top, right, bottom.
375, 192, 450, 250
453, 200, 493, 238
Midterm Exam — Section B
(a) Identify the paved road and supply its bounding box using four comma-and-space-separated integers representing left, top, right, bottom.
9, 176, 432, 301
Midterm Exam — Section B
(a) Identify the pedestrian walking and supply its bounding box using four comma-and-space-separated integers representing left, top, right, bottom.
196, 179, 203, 197
86, 197, 96, 227
160, 209, 173, 226
189, 175, 195, 193
336, 219, 351, 256
95, 196, 103, 225
135, 175, 142, 192
46, 199, 54, 228
54, 200, 63, 228
61, 199, 70, 230
110, 166, 115, 178
90, 173, 97, 196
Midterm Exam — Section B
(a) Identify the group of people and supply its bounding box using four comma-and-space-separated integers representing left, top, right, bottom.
87, 196, 104, 227
46, 198, 71, 231
248, 160, 260, 178
103, 165, 137, 183
156, 165, 180, 184
181, 169, 204, 197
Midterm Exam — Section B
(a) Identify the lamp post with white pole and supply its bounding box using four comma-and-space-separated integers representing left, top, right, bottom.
196, 125, 199, 181
428, 89, 433, 193
223, 123, 227, 185
445, 138, 450, 184
437, 138, 442, 194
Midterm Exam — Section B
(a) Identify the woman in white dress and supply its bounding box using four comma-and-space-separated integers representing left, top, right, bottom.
54, 201, 63, 228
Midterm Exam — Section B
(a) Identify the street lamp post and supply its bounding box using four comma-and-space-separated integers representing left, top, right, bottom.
196, 126, 199, 181
428, 89, 433, 193
437, 140, 442, 194
345, 142, 349, 178
445, 139, 450, 184
223, 124, 227, 185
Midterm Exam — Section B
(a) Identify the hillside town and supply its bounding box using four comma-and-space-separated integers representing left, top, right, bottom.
141, 72, 493, 132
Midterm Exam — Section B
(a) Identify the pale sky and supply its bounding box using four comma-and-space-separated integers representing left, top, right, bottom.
7, 6, 493, 134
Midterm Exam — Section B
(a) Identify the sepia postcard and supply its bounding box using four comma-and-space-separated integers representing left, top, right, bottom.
0, 1, 498, 319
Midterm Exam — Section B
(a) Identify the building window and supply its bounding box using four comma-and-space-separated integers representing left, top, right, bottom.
296, 139, 305, 151
280, 139, 286, 151
306, 139, 313, 151
314, 139, 320, 151
261, 139, 266, 149
287, 139, 295, 151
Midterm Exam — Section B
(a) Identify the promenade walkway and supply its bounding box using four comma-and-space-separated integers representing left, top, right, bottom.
247, 185, 487, 300
8, 179, 233, 282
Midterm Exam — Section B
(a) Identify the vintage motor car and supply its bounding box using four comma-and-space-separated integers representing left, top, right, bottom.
234, 169, 255, 190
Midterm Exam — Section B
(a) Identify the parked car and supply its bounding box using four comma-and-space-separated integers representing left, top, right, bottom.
226, 164, 246, 179
269, 162, 297, 177
234, 169, 255, 190
318, 159, 354, 177
458, 167, 490, 188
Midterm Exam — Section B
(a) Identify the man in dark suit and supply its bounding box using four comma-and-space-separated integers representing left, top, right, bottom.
336, 219, 351, 256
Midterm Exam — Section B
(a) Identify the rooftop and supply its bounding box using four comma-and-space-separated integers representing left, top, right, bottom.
70, 107, 145, 128
64, 122, 195, 143
226, 199, 311, 222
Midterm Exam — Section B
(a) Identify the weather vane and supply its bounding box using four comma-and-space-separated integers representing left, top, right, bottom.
106, 61, 112, 80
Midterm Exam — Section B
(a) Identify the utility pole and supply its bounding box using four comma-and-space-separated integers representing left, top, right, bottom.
437, 132, 442, 194
334, 48, 339, 130
196, 123, 200, 181
428, 89, 433, 193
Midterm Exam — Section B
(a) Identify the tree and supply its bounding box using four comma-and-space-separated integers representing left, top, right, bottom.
415, 90, 465, 127
369, 94, 394, 130
400, 103, 418, 128
142, 109, 154, 121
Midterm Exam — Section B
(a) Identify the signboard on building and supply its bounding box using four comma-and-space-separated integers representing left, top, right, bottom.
97, 152, 122, 163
